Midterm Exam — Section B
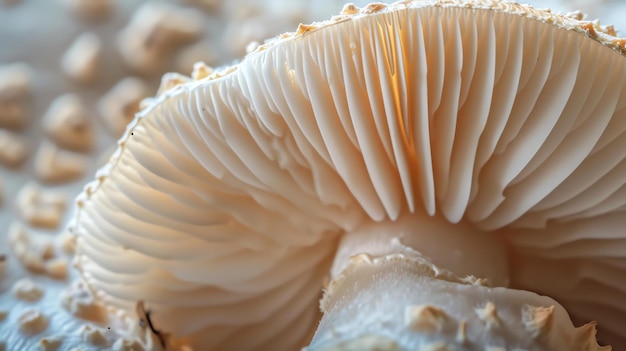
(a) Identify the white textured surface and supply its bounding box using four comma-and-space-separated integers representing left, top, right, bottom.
1, 0, 626, 350
74, 2, 626, 349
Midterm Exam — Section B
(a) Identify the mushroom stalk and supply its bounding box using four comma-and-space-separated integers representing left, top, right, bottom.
307, 214, 602, 350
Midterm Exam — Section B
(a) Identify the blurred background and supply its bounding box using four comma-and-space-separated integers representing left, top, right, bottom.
0, 0, 624, 348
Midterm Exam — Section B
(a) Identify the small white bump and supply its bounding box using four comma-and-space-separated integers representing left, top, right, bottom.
475, 302, 501, 329
79, 325, 109, 346
12, 278, 44, 302
61, 33, 102, 84
0, 129, 29, 168
42, 94, 93, 152
97, 78, 148, 138
18, 309, 48, 334
39, 336, 63, 351
33, 141, 88, 184
16, 184, 66, 229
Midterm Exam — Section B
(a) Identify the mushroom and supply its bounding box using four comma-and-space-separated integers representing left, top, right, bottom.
68, 0, 626, 350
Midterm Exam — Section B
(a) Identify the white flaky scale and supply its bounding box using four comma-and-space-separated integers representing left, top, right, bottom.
8, 222, 54, 274
11, 278, 44, 302
38, 336, 63, 351
405, 305, 450, 333
59, 281, 107, 322
0, 62, 33, 130
96, 77, 149, 139
78, 325, 109, 346
60, 32, 102, 85
474, 302, 501, 330
15, 184, 66, 229
0, 130, 29, 168
33, 141, 88, 184
42, 94, 94, 152
17, 309, 47, 335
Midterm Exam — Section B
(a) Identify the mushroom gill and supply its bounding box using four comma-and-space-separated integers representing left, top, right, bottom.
72, 0, 626, 350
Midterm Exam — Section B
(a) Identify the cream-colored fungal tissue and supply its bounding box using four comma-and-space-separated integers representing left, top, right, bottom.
0, 1, 625, 351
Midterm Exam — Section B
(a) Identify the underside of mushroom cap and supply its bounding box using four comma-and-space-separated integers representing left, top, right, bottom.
72, 0, 626, 349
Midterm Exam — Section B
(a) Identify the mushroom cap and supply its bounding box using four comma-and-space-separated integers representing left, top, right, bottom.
72, 0, 626, 349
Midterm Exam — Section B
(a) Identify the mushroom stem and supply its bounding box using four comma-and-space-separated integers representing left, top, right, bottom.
329, 213, 510, 289
307, 214, 609, 350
